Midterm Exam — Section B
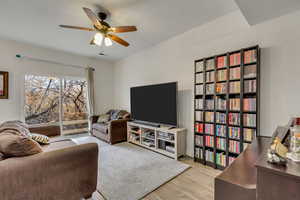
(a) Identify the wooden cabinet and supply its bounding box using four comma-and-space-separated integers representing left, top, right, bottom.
215, 136, 300, 200
256, 151, 300, 200
215, 137, 270, 200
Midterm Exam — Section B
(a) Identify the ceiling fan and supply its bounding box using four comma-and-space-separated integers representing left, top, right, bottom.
59, 7, 137, 47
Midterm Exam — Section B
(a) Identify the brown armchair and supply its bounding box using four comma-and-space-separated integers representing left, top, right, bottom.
91, 110, 130, 144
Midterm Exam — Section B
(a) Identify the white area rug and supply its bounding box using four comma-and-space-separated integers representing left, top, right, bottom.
72, 136, 190, 200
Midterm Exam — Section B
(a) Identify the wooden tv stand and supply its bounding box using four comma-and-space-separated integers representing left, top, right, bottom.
127, 121, 186, 160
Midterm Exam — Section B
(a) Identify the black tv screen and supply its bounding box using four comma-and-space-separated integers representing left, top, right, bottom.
130, 82, 177, 126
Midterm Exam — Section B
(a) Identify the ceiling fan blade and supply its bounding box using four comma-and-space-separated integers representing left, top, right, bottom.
107, 34, 130, 47
82, 7, 102, 29
59, 25, 95, 31
109, 26, 137, 33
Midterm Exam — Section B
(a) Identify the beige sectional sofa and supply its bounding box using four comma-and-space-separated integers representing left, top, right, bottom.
0, 133, 99, 200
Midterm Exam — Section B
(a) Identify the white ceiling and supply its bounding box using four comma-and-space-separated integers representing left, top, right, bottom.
235, 0, 300, 25
1, 0, 299, 61
0, 0, 238, 60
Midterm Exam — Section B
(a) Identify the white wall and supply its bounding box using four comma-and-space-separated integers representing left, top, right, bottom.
113, 10, 300, 157
0, 38, 114, 123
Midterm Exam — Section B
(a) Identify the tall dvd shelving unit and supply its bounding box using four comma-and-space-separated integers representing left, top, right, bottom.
194, 45, 260, 170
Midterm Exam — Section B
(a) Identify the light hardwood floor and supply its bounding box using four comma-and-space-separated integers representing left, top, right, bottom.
143, 158, 221, 200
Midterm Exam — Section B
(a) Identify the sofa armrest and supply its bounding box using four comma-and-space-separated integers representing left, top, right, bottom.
108, 119, 128, 143
92, 115, 100, 123
0, 143, 98, 200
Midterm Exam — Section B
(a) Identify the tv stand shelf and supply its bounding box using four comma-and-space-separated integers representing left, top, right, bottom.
127, 121, 186, 160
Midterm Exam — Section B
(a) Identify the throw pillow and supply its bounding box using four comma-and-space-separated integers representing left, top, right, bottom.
30, 133, 50, 145
111, 110, 121, 120
0, 121, 31, 137
1, 120, 28, 129
0, 152, 4, 161
97, 114, 110, 123
0, 132, 42, 157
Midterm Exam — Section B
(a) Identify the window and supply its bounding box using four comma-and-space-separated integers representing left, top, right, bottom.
62, 78, 88, 134
24, 75, 88, 135
25, 75, 60, 125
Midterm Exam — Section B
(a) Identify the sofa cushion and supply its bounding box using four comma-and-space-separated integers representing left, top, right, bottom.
0, 132, 42, 157
42, 139, 76, 152
31, 133, 50, 144
93, 123, 108, 134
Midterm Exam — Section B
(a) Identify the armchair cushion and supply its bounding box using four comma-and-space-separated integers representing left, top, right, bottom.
93, 109, 131, 123
97, 114, 110, 123
93, 123, 108, 134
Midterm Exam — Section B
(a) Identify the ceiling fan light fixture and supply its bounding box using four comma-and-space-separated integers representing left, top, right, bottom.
94, 33, 103, 46
59, 7, 137, 48
104, 37, 113, 46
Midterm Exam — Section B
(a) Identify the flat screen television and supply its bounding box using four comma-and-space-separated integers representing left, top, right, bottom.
130, 82, 177, 126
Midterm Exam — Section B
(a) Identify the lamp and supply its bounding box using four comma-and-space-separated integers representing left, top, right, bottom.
94, 33, 103, 46
104, 37, 113, 46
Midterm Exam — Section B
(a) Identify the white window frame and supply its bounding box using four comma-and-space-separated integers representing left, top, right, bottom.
23, 74, 89, 134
